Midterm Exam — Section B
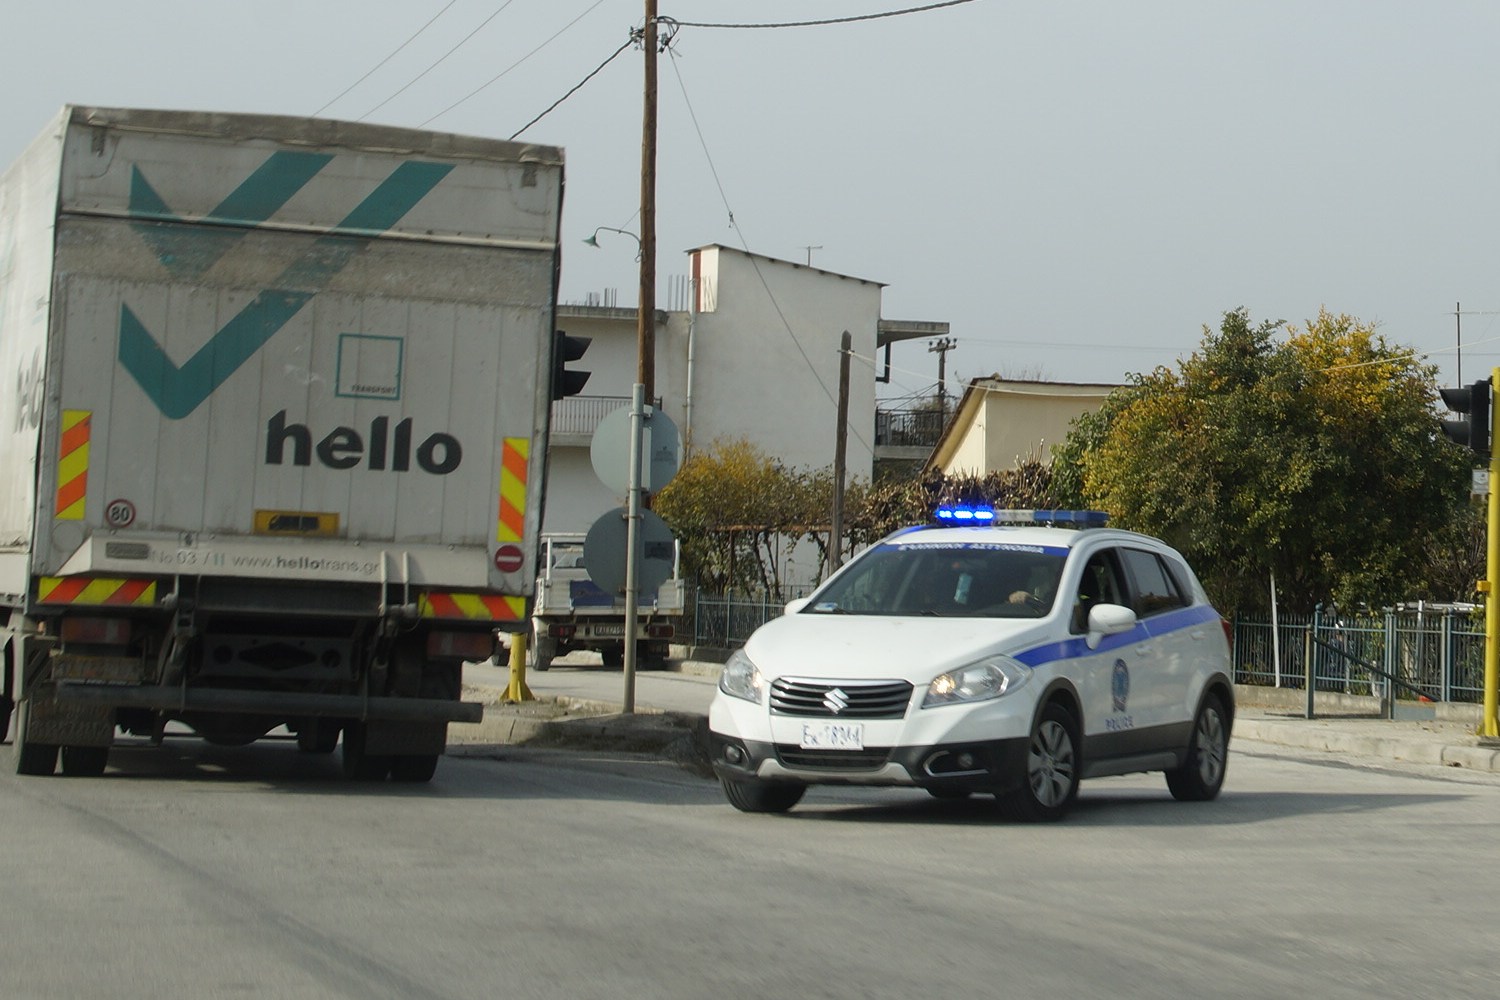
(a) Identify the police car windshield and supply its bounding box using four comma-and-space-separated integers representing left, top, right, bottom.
806, 541, 1066, 618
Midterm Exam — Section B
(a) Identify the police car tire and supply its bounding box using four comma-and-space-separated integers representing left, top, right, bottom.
1000, 701, 1080, 822
721, 776, 805, 814
1166, 693, 1229, 802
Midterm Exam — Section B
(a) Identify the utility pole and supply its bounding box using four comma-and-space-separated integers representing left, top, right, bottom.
831, 331, 851, 571
637, 0, 658, 402
622, 0, 659, 713
928, 336, 956, 411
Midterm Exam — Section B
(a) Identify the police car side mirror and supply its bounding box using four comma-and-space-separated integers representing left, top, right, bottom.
1085, 603, 1137, 649
785, 597, 812, 615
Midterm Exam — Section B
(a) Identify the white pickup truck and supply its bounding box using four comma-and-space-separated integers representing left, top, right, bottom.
530, 534, 685, 671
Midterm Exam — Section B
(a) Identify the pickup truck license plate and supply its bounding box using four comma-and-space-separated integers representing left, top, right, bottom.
800, 722, 864, 751
591, 624, 625, 637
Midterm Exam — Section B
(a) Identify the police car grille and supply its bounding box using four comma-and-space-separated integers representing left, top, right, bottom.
769, 679, 912, 719
775, 746, 892, 771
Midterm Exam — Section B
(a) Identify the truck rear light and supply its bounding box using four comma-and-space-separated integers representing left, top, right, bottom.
547, 624, 576, 638
61, 616, 132, 647
427, 630, 494, 661
646, 623, 674, 638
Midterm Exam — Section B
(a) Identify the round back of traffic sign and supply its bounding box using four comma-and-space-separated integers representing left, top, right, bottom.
590, 406, 682, 495
583, 508, 676, 596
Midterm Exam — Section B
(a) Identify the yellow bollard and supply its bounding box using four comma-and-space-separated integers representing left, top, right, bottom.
505, 631, 534, 703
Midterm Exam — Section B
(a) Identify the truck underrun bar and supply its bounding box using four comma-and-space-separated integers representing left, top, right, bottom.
51, 682, 484, 724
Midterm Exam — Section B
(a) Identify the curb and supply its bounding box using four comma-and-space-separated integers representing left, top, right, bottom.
1231, 716, 1500, 773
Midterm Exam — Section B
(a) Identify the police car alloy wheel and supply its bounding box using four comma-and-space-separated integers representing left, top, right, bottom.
707, 507, 1236, 821
1165, 692, 1230, 801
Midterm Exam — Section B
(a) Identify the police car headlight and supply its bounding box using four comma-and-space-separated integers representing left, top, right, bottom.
718, 649, 766, 704
922, 656, 1030, 708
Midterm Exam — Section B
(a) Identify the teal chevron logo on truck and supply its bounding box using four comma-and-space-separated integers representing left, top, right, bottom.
119, 156, 454, 419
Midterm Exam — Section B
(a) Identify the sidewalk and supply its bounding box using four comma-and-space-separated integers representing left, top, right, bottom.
451, 658, 1500, 776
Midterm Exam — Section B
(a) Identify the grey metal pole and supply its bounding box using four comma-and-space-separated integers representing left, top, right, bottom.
622, 383, 645, 714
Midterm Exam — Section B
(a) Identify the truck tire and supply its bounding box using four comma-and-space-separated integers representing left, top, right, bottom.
532, 636, 556, 672
60, 745, 109, 777
341, 722, 391, 781
391, 754, 439, 783
296, 721, 340, 754
1, 694, 11, 743
10, 701, 58, 777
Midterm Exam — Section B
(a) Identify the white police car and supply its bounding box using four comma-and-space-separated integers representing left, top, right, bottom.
708, 508, 1234, 820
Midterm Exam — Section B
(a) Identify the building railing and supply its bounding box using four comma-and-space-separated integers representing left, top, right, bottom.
874, 407, 946, 448
550, 395, 633, 438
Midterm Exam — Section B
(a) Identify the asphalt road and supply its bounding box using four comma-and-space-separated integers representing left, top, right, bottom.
2, 728, 1497, 1000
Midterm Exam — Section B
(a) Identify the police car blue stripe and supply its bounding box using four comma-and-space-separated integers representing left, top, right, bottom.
1012, 603, 1222, 670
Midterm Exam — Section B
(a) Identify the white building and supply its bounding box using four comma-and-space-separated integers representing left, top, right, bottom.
544, 244, 939, 540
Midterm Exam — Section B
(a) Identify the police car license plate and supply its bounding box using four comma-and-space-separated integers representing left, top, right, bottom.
800, 722, 864, 751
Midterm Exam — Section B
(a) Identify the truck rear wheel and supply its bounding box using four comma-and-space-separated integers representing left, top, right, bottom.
341, 722, 391, 781
60, 745, 109, 777
391, 754, 439, 782
10, 702, 58, 777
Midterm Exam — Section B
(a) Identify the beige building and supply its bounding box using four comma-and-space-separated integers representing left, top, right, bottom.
926, 377, 1119, 475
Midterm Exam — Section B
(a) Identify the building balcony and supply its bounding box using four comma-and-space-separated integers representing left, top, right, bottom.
549, 394, 662, 447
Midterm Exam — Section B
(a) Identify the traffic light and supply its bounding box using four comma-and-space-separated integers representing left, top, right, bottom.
552, 330, 591, 400
1440, 378, 1492, 457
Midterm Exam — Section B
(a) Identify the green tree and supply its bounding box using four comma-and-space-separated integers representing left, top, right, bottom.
1061, 308, 1472, 614
654, 439, 865, 597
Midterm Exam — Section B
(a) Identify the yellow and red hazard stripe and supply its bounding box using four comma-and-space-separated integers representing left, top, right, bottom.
497, 437, 528, 544
38, 576, 157, 606
418, 592, 525, 621
55, 410, 90, 520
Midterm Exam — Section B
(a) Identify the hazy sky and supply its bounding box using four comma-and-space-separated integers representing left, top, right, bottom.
4, 1, 1498, 402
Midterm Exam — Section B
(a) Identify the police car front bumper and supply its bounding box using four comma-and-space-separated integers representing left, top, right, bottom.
709, 732, 1032, 794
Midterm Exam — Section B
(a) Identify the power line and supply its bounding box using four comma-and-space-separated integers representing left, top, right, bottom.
666, 44, 871, 455
662, 0, 980, 30
357, 0, 519, 122
509, 34, 635, 140
313, 0, 460, 117
421, 0, 612, 128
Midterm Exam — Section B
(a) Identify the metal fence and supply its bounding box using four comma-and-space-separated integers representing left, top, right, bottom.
1232, 605, 1486, 704
691, 593, 1488, 705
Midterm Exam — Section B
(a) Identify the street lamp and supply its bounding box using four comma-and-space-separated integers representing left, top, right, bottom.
583, 226, 642, 260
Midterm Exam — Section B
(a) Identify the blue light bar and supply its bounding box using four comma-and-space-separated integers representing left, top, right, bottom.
933, 507, 1109, 528
933, 504, 996, 523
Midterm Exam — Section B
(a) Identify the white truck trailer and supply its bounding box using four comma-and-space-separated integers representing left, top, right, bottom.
0, 106, 565, 781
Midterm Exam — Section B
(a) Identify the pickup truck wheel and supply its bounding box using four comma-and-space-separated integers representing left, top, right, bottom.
341, 723, 391, 781
60, 745, 108, 777
600, 647, 623, 668
391, 754, 439, 783
532, 637, 555, 672
10, 702, 58, 777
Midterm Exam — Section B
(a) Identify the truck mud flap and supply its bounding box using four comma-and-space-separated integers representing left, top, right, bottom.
51, 682, 483, 724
